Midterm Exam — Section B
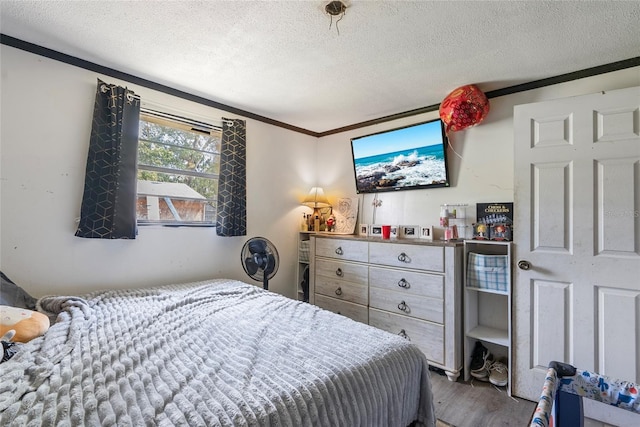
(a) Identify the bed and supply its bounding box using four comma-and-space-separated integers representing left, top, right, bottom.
0, 278, 435, 426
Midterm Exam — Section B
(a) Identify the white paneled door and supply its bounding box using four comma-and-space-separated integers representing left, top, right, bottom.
513, 87, 640, 416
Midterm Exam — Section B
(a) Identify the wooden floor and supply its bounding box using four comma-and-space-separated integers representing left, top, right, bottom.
429, 368, 536, 427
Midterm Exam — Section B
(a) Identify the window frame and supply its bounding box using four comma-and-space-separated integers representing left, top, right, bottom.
136, 108, 222, 227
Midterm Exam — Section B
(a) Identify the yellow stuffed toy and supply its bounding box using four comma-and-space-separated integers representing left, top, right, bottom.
0, 305, 50, 343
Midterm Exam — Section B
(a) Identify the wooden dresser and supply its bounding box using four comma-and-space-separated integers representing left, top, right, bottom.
309, 234, 463, 381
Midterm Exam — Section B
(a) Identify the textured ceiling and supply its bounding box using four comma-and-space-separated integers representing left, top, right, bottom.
1, 0, 639, 134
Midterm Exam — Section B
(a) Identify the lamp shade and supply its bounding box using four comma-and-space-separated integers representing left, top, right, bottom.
302, 187, 330, 208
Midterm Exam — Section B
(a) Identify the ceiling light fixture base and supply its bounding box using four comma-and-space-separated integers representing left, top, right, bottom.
325, 1, 347, 34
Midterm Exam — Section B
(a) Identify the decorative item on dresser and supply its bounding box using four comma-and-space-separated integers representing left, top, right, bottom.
309, 234, 464, 381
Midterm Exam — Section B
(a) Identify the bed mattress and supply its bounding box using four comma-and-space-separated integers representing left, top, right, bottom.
0, 279, 435, 426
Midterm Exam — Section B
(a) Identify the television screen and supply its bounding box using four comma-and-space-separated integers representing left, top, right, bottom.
350, 119, 450, 193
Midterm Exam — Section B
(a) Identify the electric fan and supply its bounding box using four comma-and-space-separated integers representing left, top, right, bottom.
240, 237, 279, 290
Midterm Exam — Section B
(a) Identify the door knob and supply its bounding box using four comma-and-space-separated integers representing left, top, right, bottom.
518, 260, 531, 270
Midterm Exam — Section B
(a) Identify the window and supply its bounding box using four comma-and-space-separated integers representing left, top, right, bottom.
136, 109, 221, 225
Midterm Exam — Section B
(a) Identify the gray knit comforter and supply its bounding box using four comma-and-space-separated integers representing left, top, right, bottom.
0, 279, 435, 426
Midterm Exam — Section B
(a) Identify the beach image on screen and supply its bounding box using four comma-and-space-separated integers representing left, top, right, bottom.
351, 120, 448, 192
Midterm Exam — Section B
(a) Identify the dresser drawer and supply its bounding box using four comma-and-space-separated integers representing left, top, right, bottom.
315, 238, 368, 262
369, 308, 444, 364
315, 259, 368, 285
369, 287, 443, 323
369, 242, 444, 272
315, 294, 369, 324
369, 266, 443, 299
315, 276, 368, 305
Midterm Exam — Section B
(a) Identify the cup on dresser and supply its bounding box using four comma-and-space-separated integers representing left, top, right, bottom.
381, 225, 391, 239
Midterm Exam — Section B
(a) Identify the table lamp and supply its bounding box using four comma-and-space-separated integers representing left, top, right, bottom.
302, 187, 331, 231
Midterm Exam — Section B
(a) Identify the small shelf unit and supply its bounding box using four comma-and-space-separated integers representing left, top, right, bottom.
296, 231, 313, 303
463, 240, 512, 395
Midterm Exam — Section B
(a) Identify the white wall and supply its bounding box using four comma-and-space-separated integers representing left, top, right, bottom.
0, 45, 317, 298
1, 44, 638, 299
317, 67, 640, 239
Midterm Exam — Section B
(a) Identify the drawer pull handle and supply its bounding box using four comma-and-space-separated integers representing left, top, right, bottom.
398, 278, 410, 288
335, 247, 344, 255
335, 268, 343, 277
397, 301, 409, 312
398, 329, 409, 340
335, 287, 343, 296
397, 252, 411, 263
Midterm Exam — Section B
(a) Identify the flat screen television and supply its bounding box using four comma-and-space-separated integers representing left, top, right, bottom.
350, 119, 450, 193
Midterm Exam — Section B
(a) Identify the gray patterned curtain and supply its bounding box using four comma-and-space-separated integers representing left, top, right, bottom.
216, 118, 247, 236
75, 79, 140, 239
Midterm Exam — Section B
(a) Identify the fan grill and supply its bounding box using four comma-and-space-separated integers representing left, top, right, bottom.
241, 237, 279, 290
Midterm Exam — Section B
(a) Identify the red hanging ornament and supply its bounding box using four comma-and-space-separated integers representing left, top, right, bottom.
439, 84, 490, 133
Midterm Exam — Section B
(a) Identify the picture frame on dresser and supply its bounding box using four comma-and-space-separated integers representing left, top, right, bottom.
359, 224, 369, 236
400, 225, 419, 239
419, 226, 434, 241
370, 225, 383, 237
